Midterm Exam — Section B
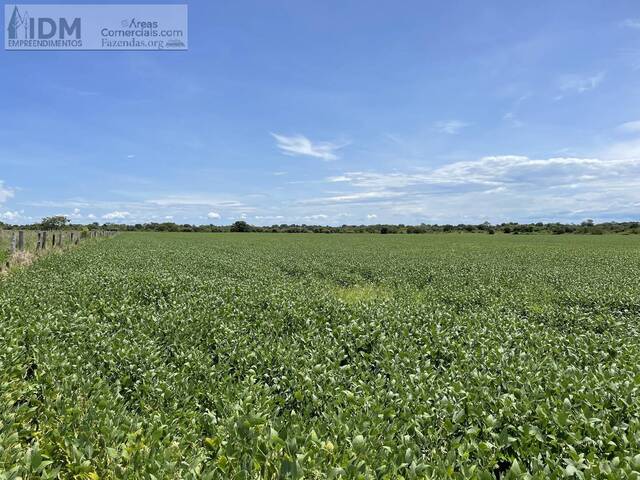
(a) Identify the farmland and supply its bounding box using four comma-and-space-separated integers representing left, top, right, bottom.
1, 232, 639, 478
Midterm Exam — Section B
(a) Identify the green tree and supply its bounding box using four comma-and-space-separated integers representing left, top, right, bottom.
230, 220, 252, 232
40, 215, 70, 230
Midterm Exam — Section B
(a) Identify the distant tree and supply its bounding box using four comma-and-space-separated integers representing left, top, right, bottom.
581, 219, 594, 227
380, 226, 389, 234
40, 215, 70, 230
230, 220, 252, 232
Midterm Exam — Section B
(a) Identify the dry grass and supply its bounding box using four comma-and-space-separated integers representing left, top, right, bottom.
9, 250, 36, 267
0, 250, 37, 276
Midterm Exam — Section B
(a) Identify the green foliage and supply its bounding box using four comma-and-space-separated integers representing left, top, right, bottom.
40, 216, 70, 230
230, 221, 252, 232
1, 233, 640, 478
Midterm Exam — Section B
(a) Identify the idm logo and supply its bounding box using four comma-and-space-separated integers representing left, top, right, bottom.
7, 6, 80, 40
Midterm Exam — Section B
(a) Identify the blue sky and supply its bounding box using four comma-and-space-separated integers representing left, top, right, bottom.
1, 0, 640, 225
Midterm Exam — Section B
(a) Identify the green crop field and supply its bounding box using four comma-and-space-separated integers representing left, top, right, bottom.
1, 233, 639, 479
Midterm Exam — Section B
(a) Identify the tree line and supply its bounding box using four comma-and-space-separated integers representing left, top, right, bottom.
2, 216, 640, 235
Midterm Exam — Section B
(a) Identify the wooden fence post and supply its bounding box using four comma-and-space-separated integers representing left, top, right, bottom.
18, 231, 24, 251
10, 232, 16, 253
42, 231, 47, 250
57, 232, 62, 247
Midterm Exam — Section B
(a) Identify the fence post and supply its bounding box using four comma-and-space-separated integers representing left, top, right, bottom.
10, 232, 16, 253
42, 231, 47, 250
18, 231, 24, 251
57, 232, 62, 247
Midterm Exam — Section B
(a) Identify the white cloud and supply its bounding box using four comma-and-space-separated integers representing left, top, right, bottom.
207, 211, 221, 219
148, 195, 246, 209
617, 120, 640, 134
304, 190, 405, 205
87, 213, 96, 220
558, 72, 605, 94
302, 154, 640, 221
304, 214, 328, 220
271, 133, 346, 161
434, 120, 469, 135
327, 175, 351, 183
621, 18, 640, 29
0, 181, 14, 204
102, 211, 130, 220
0, 210, 20, 221
164, 215, 174, 220
367, 214, 377, 219
325, 156, 635, 192
65, 208, 82, 219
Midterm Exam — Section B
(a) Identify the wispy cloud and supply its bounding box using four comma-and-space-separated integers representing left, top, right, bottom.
503, 112, 524, 128
557, 72, 605, 95
604, 138, 640, 160
621, 18, 640, 29
433, 120, 469, 135
0, 181, 14, 204
617, 120, 640, 134
303, 190, 405, 205
503, 93, 530, 127
299, 154, 640, 222
147, 195, 246, 209
271, 133, 346, 161
326, 156, 637, 191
